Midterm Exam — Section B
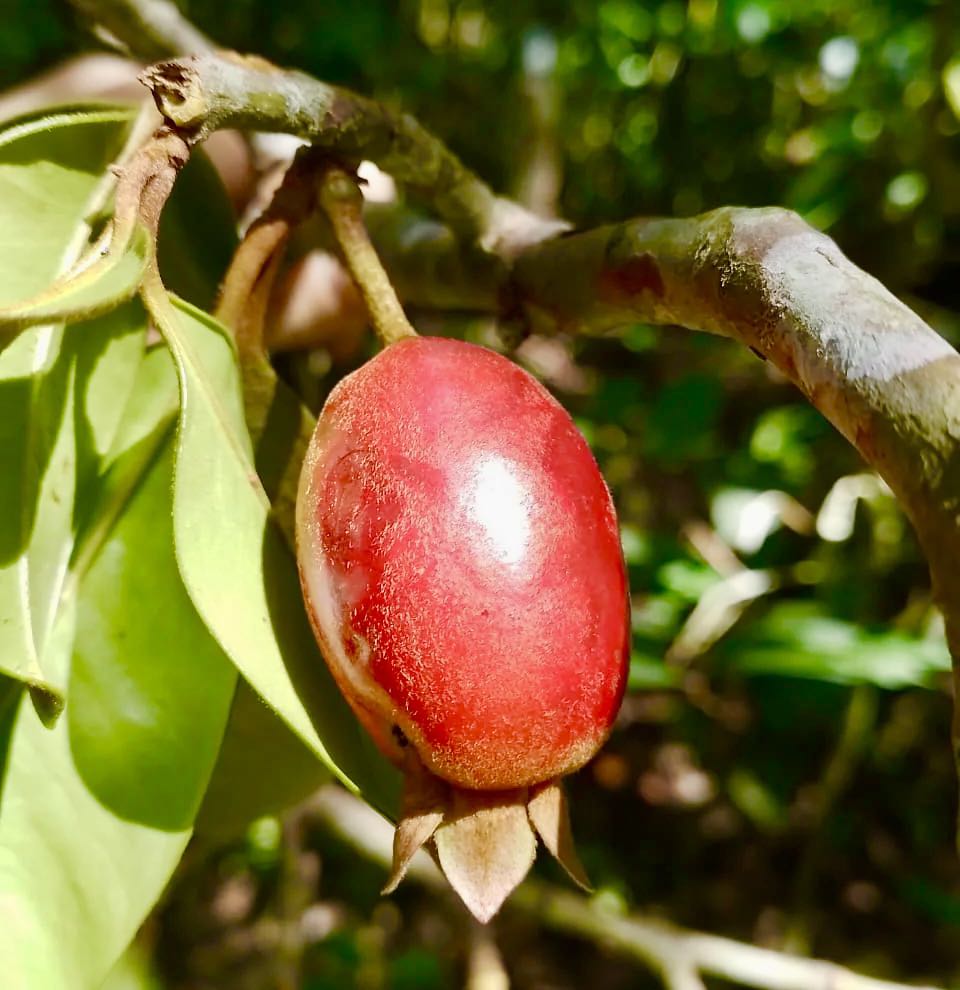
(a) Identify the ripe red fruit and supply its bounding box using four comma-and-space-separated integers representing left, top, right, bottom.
296, 336, 629, 919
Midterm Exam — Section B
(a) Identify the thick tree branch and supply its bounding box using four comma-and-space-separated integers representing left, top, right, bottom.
312, 786, 941, 990
509, 208, 960, 689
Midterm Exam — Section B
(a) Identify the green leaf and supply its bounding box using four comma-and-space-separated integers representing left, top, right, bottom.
0, 399, 234, 988
0, 307, 147, 712
142, 279, 401, 817
0, 107, 137, 708
196, 677, 331, 836
70, 440, 236, 829
0, 329, 76, 703
716, 602, 951, 689
79, 303, 153, 465
0, 223, 151, 342
0, 107, 134, 304
66, 342, 178, 687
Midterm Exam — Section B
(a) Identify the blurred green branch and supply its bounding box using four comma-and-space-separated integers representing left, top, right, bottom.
786, 686, 879, 951
69, 0, 213, 60
312, 786, 942, 990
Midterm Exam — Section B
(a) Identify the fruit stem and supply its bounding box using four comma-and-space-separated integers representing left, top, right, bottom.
317, 165, 418, 346
215, 217, 290, 361
215, 146, 321, 362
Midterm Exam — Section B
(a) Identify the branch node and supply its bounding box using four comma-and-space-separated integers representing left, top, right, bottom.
317, 163, 417, 347
140, 58, 207, 134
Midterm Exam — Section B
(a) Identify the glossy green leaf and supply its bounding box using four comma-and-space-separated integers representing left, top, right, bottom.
0, 107, 134, 303
0, 107, 137, 707
0, 363, 234, 988
0, 328, 76, 702
79, 302, 152, 466
70, 440, 236, 829
142, 281, 400, 817
0, 309, 147, 711
0, 223, 151, 342
68, 339, 179, 621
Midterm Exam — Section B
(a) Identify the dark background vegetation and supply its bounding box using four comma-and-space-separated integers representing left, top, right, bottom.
5, 1, 960, 987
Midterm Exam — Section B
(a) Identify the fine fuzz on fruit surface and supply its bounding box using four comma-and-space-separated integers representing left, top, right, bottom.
296, 335, 629, 919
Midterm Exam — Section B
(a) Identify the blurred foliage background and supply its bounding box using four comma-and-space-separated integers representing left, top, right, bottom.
5, 1, 960, 987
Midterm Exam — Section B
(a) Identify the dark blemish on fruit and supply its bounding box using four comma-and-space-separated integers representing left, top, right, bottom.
342, 629, 358, 658
392, 724, 409, 748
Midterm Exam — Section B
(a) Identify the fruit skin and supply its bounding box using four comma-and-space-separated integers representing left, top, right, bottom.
296, 336, 628, 792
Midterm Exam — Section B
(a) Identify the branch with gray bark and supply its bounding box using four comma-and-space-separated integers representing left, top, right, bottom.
141, 54, 565, 253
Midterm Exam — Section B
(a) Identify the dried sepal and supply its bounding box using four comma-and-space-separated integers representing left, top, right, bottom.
433, 788, 537, 924
527, 779, 591, 891
383, 758, 447, 894
383, 774, 593, 920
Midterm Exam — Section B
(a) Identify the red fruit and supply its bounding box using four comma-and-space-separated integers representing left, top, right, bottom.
296, 335, 629, 919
